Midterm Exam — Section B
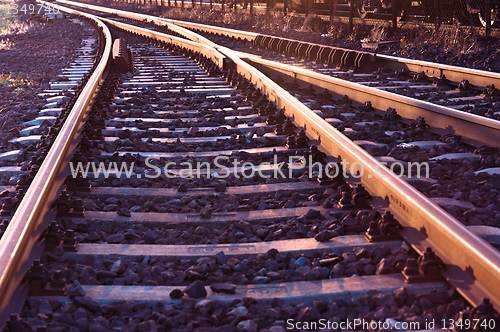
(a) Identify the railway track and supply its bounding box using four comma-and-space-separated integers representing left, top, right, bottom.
0, 1, 499, 330
54, 1, 500, 124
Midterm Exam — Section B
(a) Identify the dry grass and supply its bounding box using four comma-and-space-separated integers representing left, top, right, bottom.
162, 6, 329, 33
400, 23, 480, 54
0, 72, 35, 95
92, 0, 484, 56
369, 22, 388, 41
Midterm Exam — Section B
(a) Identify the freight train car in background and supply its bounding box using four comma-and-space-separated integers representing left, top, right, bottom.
282, 0, 500, 27
466, 0, 500, 26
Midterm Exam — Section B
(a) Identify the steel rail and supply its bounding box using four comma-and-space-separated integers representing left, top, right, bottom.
55, 0, 222, 48
240, 53, 500, 147
55, 0, 259, 42
6, 1, 499, 315
56, 0, 500, 89
162, 19, 500, 88
78, 15, 500, 309
53, 1, 500, 146
217, 45, 500, 310
376, 53, 500, 88
0, 3, 112, 325
97, 17, 226, 68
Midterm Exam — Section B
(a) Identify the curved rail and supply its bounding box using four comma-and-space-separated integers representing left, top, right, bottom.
88, 12, 500, 309
55, 0, 222, 47
98, 17, 226, 68
56, 0, 259, 42
0, 4, 112, 325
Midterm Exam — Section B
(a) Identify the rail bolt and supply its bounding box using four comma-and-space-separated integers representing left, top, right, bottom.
54, 190, 71, 214
45, 270, 66, 296
6, 314, 24, 331
71, 199, 85, 217
365, 211, 400, 242
0, 219, 10, 239
0, 198, 15, 216
15, 174, 32, 191
378, 211, 401, 237
23, 259, 50, 294
296, 130, 309, 148
415, 116, 429, 129
352, 184, 370, 207
470, 298, 500, 332
366, 220, 381, 236
63, 230, 77, 252
418, 247, 444, 276
458, 79, 472, 91
265, 114, 277, 125
338, 192, 357, 210
402, 247, 444, 283
285, 135, 297, 149
432, 75, 449, 87
412, 71, 428, 82
275, 109, 287, 123
383, 108, 401, 121
41, 221, 62, 251
308, 146, 326, 164
402, 258, 419, 275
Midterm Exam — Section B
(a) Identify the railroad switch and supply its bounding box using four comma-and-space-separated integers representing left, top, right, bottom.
112, 39, 133, 73
365, 211, 401, 242
401, 247, 444, 283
